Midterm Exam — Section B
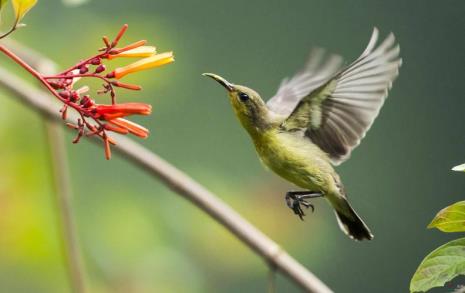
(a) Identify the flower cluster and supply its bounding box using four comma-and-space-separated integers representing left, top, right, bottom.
41, 24, 174, 159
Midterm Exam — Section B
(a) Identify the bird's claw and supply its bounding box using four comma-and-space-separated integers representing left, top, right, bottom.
286, 194, 315, 221
300, 200, 315, 212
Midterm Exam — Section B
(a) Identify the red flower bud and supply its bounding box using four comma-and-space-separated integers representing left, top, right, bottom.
80, 95, 94, 108
95, 64, 106, 74
70, 91, 80, 102
60, 105, 68, 120
59, 91, 71, 99
49, 81, 63, 90
91, 57, 102, 65
79, 65, 89, 74
103, 135, 111, 160
111, 81, 142, 91
111, 24, 128, 48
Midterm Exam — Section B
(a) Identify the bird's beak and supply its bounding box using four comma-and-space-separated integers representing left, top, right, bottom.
202, 73, 234, 92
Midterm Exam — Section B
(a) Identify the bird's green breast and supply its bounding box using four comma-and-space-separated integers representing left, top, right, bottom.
251, 127, 335, 192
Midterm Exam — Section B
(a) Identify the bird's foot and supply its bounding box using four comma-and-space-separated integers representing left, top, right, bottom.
285, 191, 323, 220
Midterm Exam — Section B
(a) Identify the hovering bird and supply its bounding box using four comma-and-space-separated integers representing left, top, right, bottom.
204, 28, 401, 241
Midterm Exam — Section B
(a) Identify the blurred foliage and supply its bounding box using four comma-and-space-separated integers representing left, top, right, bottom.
410, 238, 465, 293
410, 238, 465, 292
0, 0, 464, 292
411, 201, 465, 292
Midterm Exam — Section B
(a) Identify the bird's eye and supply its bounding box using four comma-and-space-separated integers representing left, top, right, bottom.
239, 92, 249, 102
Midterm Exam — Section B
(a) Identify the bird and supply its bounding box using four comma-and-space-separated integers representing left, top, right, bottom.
203, 28, 401, 241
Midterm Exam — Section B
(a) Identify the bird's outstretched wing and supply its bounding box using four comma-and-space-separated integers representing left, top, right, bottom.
268, 28, 401, 165
267, 48, 344, 116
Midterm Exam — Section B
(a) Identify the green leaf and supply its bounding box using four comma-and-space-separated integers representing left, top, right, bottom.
11, 0, 37, 22
428, 201, 465, 232
410, 238, 465, 292
452, 163, 465, 172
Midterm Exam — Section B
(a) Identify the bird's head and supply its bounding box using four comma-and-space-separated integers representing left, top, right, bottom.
203, 73, 270, 133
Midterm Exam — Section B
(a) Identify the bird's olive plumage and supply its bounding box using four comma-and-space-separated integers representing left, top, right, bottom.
203, 28, 401, 241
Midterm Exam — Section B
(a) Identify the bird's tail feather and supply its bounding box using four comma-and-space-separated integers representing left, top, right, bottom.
333, 197, 373, 241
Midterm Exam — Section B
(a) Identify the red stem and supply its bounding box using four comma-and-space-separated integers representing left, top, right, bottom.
58, 52, 108, 76
58, 24, 129, 76
44, 73, 113, 85
45, 73, 117, 104
0, 45, 93, 117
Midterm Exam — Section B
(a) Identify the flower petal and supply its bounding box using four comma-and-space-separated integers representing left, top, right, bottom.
95, 103, 152, 118
108, 45, 155, 60
104, 123, 129, 134
108, 118, 149, 138
113, 52, 174, 79
11, 0, 37, 22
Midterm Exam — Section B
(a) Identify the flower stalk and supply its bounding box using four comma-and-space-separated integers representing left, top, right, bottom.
0, 24, 174, 159
0, 55, 334, 293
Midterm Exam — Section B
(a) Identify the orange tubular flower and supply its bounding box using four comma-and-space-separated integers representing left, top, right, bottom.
113, 40, 147, 53
22, 24, 174, 159
95, 103, 152, 120
111, 52, 174, 79
108, 46, 156, 60
108, 118, 149, 138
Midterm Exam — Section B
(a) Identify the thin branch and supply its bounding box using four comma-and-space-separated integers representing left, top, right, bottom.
0, 45, 95, 117
0, 20, 18, 40
46, 121, 87, 293
0, 48, 333, 293
5, 41, 88, 293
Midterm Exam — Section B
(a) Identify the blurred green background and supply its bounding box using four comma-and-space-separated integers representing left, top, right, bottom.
0, 0, 464, 292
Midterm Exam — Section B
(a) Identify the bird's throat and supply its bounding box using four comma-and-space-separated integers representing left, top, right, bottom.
234, 106, 272, 138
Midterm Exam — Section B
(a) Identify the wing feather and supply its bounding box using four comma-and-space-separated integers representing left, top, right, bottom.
272, 28, 401, 165
267, 49, 344, 116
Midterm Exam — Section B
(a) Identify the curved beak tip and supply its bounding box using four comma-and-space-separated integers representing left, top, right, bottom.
202, 73, 234, 92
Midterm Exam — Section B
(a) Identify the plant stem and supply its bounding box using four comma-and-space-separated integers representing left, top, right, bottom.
46, 121, 87, 293
0, 47, 333, 293
0, 45, 58, 93
3, 41, 88, 293
0, 21, 18, 40
0, 45, 94, 117
44, 73, 112, 84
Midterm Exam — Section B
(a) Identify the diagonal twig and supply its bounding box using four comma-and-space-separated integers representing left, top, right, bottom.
0, 46, 333, 293
5, 40, 88, 293
46, 121, 87, 293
